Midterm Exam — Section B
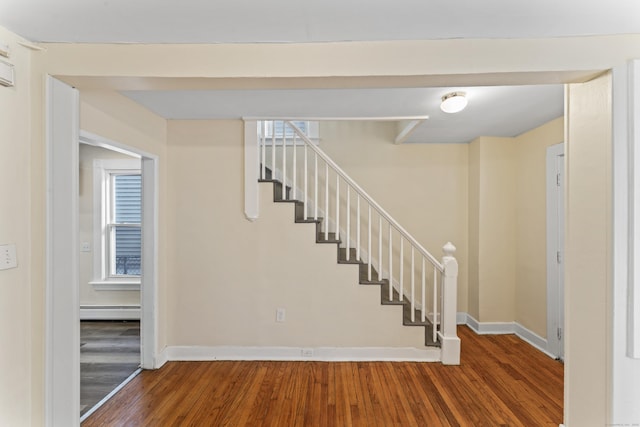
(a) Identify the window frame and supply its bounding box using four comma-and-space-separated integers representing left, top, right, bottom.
91, 159, 142, 289
259, 120, 320, 144
106, 172, 142, 278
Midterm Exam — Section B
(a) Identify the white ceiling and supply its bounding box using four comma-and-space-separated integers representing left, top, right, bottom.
123, 85, 564, 144
3, 0, 625, 142
1, 0, 639, 44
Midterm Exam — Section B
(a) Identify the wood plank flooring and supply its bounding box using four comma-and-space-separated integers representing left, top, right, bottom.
81, 321, 141, 416
82, 326, 563, 426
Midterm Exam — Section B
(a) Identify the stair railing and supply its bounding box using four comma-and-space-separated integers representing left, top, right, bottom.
250, 119, 460, 364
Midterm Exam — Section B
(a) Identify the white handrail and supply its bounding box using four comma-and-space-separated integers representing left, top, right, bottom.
285, 120, 444, 272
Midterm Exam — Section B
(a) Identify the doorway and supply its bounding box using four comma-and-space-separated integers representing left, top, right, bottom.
46, 77, 158, 426
547, 142, 565, 360
78, 141, 142, 418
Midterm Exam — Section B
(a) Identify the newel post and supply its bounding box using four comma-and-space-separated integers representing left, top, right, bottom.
244, 120, 259, 221
440, 242, 461, 365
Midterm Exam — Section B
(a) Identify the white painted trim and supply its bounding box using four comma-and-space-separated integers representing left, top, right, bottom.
394, 119, 426, 144
46, 76, 81, 427
457, 312, 469, 324
628, 59, 640, 359
465, 315, 514, 335
79, 130, 159, 370
514, 323, 555, 359
81, 130, 154, 159
80, 368, 142, 423
91, 158, 141, 282
156, 347, 169, 369
244, 119, 259, 221
243, 115, 431, 122
80, 305, 141, 320
547, 142, 565, 360
90, 281, 140, 291
164, 345, 440, 362
462, 313, 554, 358
157, 314, 560, 366
141, 155, 159, 369
612, 62, 640, 425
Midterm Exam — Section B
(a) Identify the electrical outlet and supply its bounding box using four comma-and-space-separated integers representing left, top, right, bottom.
302, 348, 314, 357
0, 244, 17, 270
0, 42, 9, 58
276, 308, 286, 322
81, 242, 91, 252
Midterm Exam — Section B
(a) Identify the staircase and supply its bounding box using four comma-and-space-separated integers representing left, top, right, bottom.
245, 120, 460, 364
263, 172, 439, 348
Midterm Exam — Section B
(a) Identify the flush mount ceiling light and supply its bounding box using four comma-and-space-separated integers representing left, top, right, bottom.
440, 92, 468, 114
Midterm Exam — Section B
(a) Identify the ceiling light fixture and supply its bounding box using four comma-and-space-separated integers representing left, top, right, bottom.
440, 92, 467, 114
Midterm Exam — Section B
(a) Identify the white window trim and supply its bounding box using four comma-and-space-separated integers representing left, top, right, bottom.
91, 158, 141, 289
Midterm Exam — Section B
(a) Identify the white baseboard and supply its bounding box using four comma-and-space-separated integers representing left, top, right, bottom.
80, 305, 141, 320
154, 314, 553, 366
464, 314, 515, 335
162, 345, 441, 362
514, 323, 556, 359
461, 313, 553, 358
457, 312, 468, 324
155, 347, 169, 369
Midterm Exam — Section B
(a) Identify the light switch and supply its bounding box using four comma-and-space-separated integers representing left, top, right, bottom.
0, 244, 17, 270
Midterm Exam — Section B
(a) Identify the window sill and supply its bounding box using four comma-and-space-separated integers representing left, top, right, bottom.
89, 280, 141, 291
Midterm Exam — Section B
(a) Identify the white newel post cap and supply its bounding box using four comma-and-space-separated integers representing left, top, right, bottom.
442, 241, 456, 257
442, 242, 458, 278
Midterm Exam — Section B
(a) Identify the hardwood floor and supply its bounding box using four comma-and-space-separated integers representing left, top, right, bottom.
81, 321, 141, 416
82, 326, 563, 426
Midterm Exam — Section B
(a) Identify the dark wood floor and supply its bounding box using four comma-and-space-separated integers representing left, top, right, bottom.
81, 321, 141, 416
82, 326, 563, 426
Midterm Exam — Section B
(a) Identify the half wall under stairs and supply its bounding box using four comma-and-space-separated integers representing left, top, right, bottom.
263, 177, 439, 348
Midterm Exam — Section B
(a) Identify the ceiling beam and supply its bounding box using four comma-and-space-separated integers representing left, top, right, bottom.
58, 70, 601, 92
395, 119, 425, 144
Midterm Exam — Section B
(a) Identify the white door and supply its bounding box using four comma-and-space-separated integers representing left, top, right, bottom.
547, 143, 565, 360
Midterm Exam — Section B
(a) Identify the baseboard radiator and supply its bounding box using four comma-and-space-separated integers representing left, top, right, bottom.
80, 305, 141, 320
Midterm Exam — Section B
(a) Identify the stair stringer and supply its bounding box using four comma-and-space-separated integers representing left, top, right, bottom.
261, 180, 440, 350
262, 165, 433, 317
252, 183, 439, 357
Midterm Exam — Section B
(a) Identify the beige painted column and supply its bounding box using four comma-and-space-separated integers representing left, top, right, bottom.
564, 72, 612, 426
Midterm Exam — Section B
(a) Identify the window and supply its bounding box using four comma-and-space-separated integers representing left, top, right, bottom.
259, 120, 319, 142
108, 174, 141, 277
92, 159, 142, 286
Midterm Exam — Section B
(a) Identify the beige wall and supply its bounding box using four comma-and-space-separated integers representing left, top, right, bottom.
319, 121, 469, 312
165, 120, 426, 347
468, 137, 517, 323
467, 117, 563, 335
467, 140, 481, 320
78, 145, 141, 307
565, 73, 612, 426
515, 117, 564, 336
0, 27, 34, 427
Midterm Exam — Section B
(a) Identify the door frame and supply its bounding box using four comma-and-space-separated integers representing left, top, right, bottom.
546, 142, 565, 359
45, 76, 159, 426
78, 130, 159, 370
